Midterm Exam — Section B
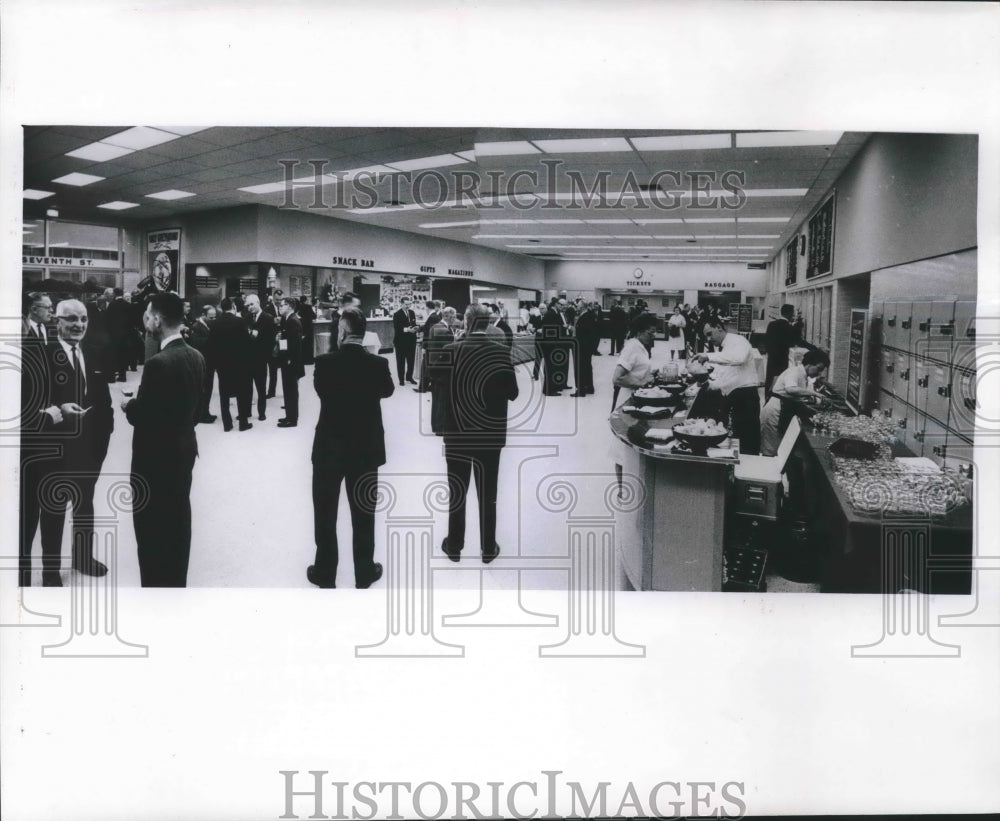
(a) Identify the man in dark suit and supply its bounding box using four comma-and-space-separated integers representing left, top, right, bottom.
609, 299, 627, 355
263, 289, 282, 396
431, 304, 519, 563
122, 292, 205, 587
764, 303, 798, 399
243, 294, 277, 422
33, 298, 115, 585
105, 287, 133, 382
571, 302, 598, 396
209, 298, 253, 432
540, 297, 570, 395
19, 292, 61, 586
188, 304, 217, 423
392, 296, 419, 386
276, 296, 304, 427
416, 300, 442, 392
308, 308, 394, 588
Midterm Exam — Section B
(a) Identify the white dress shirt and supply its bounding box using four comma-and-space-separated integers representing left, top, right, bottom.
160, 332, 185, 350
704, 331, 758, 395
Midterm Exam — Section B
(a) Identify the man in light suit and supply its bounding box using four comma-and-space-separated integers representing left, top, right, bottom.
431, 304, 519, 563
308, 308, 394, 588
276, 296, 304, 427
122, 293, 205, 587
34, 299, 115, 586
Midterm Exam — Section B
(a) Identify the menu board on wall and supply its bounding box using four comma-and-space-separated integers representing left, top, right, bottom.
806, 192, 835, 279
730, 303, 754, 333
784, 238, 798, 286
846, 309, 870, 414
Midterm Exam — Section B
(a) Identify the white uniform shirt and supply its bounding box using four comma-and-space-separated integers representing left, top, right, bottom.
705, 331, 758, 395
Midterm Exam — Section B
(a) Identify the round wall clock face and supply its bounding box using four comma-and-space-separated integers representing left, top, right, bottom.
632, 267, 645, 279
152, 252, 172, 290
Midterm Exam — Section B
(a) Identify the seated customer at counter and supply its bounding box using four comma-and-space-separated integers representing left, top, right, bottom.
692, 316, 761, 455
760, 348, 830, 457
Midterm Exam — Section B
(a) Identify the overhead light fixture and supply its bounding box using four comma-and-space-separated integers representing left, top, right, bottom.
145, 189, 196, 200
737, 217, 791, 223
684, 218, 736, 224
325, 165, 395, 181
385, 154, 469, 172
66, 142, 136, 162
102, 126, 183, 150
51, 172, 105, 186
98, 201, 140, 210
629, 133, 731, 151
23, 189, 55, 200
735, 131, 843, 148
532, 137, 633, 154
633, 218, 685, 225
156, 126, 209, 136
418, 220, 479, 228
46, 206, 59, 218
743, 188, 809, 197
239, 181, 291, 194
474, 141, 542, 157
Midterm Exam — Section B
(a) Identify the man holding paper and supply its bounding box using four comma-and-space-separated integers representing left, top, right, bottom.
36, 298, 115, 585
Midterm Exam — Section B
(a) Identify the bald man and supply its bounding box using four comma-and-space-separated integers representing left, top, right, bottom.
34, 298, 115, 585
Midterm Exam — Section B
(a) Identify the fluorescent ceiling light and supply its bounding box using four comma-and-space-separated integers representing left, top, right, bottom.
736, 131, 843, 148
475, 141, 541, 157
454, 150, 477, 161
684, 218, 735, 224
385, 154, 469, 172
743, 188, 809, 197
23, 189, 55, 200
584, 219, 633, 224
97, 201, 140, 210
157, 126, 209, 136
51, 172, 105, 186
738, 234, 781, 239
693, 235, 736, 239
630, 133, 731, 151
633, 219, 685, 224
103, 126, 183, 150
532, 137, 633, 153
737, 217, 790, 223
480, 219, 538, 225
66, 142, 135, 161
146, 189, 196, 200
419, 221, 479, 228
326, 165, 395, 181
738, 245, 774, 250
533, 219, 585, 225
473, 235, 579, 240
239, 181, 289, 194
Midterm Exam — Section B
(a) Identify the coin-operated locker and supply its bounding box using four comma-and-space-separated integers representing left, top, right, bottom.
880, 301, 898, 350
949, 365, 977, 443
917, 300, 957, 365
951, 301, 977, 374
893, 348, 913, 408
879, 343, 896, 397
885, 301, 913, 352
877, 387, 897, 425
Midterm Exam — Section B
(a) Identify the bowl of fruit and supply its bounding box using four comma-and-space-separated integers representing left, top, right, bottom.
671, 417, 730, 454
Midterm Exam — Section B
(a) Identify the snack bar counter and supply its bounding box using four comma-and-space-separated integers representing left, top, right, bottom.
610, 387, 739, 592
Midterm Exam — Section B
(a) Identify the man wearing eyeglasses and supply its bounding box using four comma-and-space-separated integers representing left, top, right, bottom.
32, 299, 115, 586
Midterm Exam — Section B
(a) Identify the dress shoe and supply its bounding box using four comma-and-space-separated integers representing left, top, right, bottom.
570, 391, 587, 397
199, 414, 217, 424
357, 563, 384, 589
42, 571, 63, 587
266, 392, 276, 399
239, 421, 253, 431
306, 565, 336, 588
482, 543, 501, 564
73, 555, 108, 577
223, 423, 233, 432
441, 537, 461, 562
407, 378, 417, 385
399, 381, 405, 387
258, 413, 266, 421
277, 419, 297, 427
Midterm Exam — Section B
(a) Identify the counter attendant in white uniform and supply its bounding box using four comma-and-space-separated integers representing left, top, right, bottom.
693, 316, 761, 455
760, 348, 830, 456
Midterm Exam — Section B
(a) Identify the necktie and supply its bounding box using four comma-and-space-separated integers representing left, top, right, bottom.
35, 322, 47, 342
69, 343, 86, 399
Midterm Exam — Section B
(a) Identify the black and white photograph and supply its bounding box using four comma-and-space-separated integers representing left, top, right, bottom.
2, 2, 998, 820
